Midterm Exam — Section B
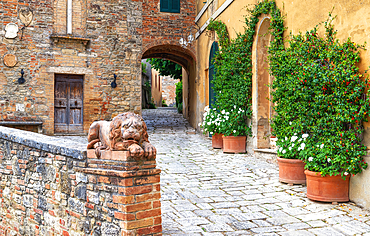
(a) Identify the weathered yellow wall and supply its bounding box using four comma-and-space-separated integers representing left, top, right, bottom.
195, 0, 370, 209
151, 69, 162, 107
196, 0, 370, 142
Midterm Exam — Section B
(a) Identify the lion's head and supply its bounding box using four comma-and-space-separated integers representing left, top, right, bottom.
108, 112, 149, 150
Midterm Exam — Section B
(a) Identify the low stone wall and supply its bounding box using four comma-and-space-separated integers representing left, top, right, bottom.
0, 126, 161, 236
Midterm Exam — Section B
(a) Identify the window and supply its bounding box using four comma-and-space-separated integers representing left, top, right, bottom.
160, 0, 180, 13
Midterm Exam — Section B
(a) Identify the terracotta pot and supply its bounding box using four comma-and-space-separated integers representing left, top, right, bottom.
277, 157, 306, 185
305, 170, 350, 202
212, 133, 223, 149
222, 135, 246, 153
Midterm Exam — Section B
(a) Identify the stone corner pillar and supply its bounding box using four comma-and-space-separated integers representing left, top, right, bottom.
78, 149, 162, 236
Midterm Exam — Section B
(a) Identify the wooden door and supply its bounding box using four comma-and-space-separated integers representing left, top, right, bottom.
54, 75, 83, 134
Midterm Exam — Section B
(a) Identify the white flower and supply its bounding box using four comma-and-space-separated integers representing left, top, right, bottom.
279, 147, 283, 152
238, 111, 240, 114
285, 137, 288, 141
207, 122, 211, 125
344, 172, 349, 176
282, 150, 286, 154
298, 138, 302, 142
316, 144, 319, 148
320, 144, 324, 149
198, 122, 201, 127
300, 143, 305, 149
289, 147, 292, 150
233, 130, 236, 133
294, 133, 297, 135
308, 157, 314, 162
225, 116, 229, 120
302, 133, 309, 139
234, 105, 236, 109
327, 158, 331, 162
291, 136, 298, 142
289, 122, 292, 125
291, 143, 295, 147
210, 132, 213, 134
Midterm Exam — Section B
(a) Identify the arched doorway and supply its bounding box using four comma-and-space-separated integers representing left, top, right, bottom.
254, 17, 274, 149
141, 44, 197, 126
209, 41, 219, 108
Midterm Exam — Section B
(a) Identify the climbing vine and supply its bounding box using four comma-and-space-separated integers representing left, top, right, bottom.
205, 0, 284, 137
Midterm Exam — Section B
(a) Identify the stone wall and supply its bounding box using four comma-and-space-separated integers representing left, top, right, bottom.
0, 0, 197, 135
0, 126, 161, 236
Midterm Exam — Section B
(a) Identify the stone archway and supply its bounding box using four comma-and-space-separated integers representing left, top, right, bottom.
141, 43, 197, 126
253, 17, 274, 149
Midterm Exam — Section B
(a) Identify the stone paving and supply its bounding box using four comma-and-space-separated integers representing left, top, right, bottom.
142, 108, 370, 236
61, 108, 370, 235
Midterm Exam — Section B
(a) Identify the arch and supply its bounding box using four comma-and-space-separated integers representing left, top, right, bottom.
140, 42, 197, 125
208, 41, 218, 108
141, 42, 196, 72
254, 17, 274, 149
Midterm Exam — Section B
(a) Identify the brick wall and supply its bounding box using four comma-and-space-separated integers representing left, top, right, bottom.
0, 126, 161, 236
0, 0, 143, 134
0, 0, 196, 134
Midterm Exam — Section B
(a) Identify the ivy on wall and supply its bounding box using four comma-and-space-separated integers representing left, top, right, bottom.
206, 0, 284, 137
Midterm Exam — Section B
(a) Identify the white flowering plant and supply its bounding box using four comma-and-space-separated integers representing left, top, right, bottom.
199, 106, 222, 135
218, 106, 252, 137
277, 133, 309, 159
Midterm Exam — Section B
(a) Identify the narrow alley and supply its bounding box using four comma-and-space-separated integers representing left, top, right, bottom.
142, 108, 370, 236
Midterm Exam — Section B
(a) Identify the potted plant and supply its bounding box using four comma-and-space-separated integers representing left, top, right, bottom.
207, 20, 254, 153
275, 133, 308, 184
200, 106, 223, 149
270, 14, 370, 202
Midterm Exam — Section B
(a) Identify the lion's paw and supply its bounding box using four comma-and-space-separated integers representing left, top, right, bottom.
143, 143, 157, 158
128, 143, 144, 158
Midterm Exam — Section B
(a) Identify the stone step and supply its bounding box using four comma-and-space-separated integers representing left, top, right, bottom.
254, 148, 278, 164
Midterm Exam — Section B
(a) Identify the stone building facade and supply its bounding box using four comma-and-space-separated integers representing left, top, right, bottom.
0, 0, 196, 135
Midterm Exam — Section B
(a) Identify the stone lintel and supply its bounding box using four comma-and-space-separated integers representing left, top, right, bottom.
50, 34, 91, 46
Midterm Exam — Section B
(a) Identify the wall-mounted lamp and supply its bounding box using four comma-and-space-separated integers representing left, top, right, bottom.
111, 74, 117, 88
18, 69, 25, 84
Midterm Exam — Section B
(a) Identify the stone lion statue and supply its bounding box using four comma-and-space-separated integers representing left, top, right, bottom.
87, 112, 156, 159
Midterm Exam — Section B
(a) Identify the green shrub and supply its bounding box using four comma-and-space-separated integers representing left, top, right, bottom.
270, 15, 370, 177
175, 81, 183, 113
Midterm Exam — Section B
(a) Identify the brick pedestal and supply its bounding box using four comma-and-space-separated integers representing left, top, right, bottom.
77, 149, 162, 236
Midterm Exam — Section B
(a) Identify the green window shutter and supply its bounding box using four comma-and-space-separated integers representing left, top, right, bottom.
209, 41, 219, 108
160, 0, 180, 13
171, 0, 180, 13
160, 0, 170, 12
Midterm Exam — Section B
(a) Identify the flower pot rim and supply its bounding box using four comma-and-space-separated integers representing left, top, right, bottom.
304, 170, 349, 178
222, 135, 247, 138
277, 157, 305, 164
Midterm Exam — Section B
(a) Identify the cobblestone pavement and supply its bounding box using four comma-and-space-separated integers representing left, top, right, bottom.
60, 108, 370, 235
143, 108, 370, 236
